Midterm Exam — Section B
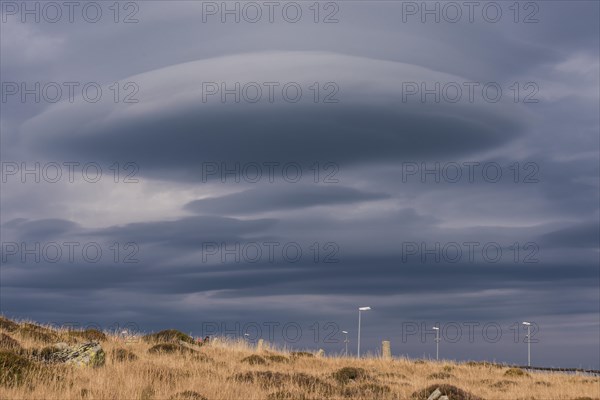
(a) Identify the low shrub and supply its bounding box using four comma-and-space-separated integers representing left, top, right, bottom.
465, 360, 502, 368
0, 334, 22, 352
332, 367, 368, 384
234, 371, 288, 387
266, 355, 289, 363
18, 324, 58, 343
491, 380, 517, 390
290, 351, 314, 358
148, 343, 180, 354
29, 345, 62, 362
0, 317, 19, 332
242, 354, 267, 365
68, 329, 107, 342
111, 348, 138, 362
235, 371, 335, 396
0, 351, 40, 386
427, 372, 455, 380
342, 383, 391, 397
169, 390, 208, 400
143, 330, 196, 345
504, 368, 529, 377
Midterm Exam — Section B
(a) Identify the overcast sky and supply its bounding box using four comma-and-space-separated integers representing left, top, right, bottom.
1, 1, 599, 368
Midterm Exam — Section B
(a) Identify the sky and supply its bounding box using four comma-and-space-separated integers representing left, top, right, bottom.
0, 1, 599, 369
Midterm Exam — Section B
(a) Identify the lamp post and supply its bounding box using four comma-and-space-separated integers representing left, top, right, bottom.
357, 307, 371, 358
433, 326, 440, 360
522, 322, 531, 366
342, 331, 349, 356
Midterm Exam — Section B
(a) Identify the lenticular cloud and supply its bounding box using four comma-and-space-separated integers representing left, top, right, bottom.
21, 52, 526, 182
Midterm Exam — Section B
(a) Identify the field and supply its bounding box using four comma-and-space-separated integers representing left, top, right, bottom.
0, 316, 598, 400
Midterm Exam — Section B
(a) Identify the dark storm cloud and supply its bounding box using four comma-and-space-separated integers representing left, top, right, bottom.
19, 52, 528, 182
3, 214, 597, 298
184, 185, 389, 215
27, 104, 519, 178
90, 215, 277, 248
2, 218, 80, 241
167, 260, 598, 299
539, 222, 600, 249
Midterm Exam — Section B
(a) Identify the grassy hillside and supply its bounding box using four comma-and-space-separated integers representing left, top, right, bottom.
0, 316, 597, 400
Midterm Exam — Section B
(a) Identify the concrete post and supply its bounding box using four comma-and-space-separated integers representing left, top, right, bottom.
382, 340, 391, 359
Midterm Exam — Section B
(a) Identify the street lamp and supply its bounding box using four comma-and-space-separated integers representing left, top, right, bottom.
342, 331, 349, 357
522, 322, 531, 367
432, 327, 440, 360
357, 307, 371, 358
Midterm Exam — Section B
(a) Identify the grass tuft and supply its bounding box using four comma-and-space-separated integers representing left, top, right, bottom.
0, 333, 22, 352
143, 330, 196, 345
0, 351, 41, 386
504, 367, 529, 377
111, 348, 138, 362
332, 367, 368, 384
241, 354, 267, 365
67, 329, 107, 342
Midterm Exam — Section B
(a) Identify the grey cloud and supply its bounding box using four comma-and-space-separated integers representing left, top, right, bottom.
20, 52, 527, 181
539, 222, 600, 249
184, 185, 389, 215
2, 218, 79, 241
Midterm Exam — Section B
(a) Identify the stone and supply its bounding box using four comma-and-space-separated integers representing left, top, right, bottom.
52, 341, 105, 367
316, 349, 325, 357
427, 388, 442, 400
413, 384, 484, 400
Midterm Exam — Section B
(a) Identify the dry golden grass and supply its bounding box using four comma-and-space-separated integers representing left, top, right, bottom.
0, 317, 598, 400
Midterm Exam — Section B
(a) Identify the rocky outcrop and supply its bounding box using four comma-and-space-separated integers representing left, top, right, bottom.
51, 342, 105, 367
412, 384, 484, 400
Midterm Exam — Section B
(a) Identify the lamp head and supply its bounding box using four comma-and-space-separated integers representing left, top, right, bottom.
522, 322, 531, 326
432, 327, 439, 330
342, 330, 348, 334
359, 307, 372, 311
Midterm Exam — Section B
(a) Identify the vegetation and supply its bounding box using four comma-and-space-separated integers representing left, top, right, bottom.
265, 354, 289, 363
143, 330, 196, 345
111, 348, 138, 362
504, 367, 529, 377
67, 329, 107, 342
0, 333, 22, 352
0, 316, 598, 399
148, 343, 184, 354
0, 317, 19, 332
0, 351, 41, 386
241, 354, 267, 365
331, 366, 368, 384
